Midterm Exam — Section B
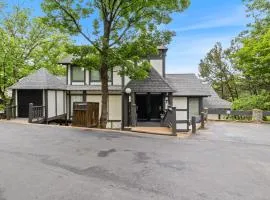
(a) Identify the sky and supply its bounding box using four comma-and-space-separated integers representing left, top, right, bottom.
7, 0, 249, 74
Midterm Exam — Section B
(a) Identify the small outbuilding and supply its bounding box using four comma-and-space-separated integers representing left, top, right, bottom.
9, 68, 67, 122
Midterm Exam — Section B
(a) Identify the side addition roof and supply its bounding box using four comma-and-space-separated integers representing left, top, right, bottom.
202, 84, 232, 109
125, 68, 174, 93
166, 74, 211, 97
9, 68, 66, 90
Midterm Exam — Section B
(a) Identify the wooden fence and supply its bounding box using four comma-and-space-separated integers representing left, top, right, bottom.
72, 102, 99, 128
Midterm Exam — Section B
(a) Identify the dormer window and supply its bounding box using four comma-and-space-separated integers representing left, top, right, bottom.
71, 66, 85, 82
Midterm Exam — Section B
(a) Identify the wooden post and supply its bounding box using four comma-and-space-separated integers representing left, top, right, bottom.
171, 107, 177, 136
201, 112, 205, 129
6, 105, 10, 120
28, 103, 33, 123
131, 92, 137, 127
192, 116, 196, 134
168, 92, 173, 106
204, 108, 208, 121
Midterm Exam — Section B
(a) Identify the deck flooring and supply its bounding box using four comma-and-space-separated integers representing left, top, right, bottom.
131, 126, 173, 135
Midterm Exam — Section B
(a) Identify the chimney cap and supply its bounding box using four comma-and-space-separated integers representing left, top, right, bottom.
157, 45, 168, 50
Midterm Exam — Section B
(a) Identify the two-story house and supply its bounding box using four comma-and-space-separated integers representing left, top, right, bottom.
9, 46, 224, 131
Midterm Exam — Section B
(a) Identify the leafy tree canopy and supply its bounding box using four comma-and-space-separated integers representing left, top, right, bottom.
41, 0, 190, 127
0, 5, 71, 102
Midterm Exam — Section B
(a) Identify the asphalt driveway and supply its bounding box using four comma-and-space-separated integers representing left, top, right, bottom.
0, 121, 270, 200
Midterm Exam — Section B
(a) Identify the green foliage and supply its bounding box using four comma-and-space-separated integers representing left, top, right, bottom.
199, 0, 270, 107
232, 92, 270, 110
199, 42, 239, 101
0, 104, 4, 112
0, 5, 71, 102
41, 0, 190, 80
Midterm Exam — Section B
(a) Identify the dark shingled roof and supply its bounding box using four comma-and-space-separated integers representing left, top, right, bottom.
165, 74, 211, 96
9, 68, 66, 90
203, 84, 232, 109
125, 68, 174, 93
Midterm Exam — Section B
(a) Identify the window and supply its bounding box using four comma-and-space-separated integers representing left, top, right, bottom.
90, 70, 112, 82
91, 70, 100, 82
72, 67, 84, 82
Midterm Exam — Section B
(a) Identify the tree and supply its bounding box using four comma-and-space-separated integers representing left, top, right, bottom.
199, 42, 238, 101
231, 0, 270, 94
0, 6, 70, 103
41, 0, 190, 128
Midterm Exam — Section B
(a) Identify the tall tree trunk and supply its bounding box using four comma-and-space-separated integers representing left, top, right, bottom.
99, 19, 111, 129
100, 59, 109, 128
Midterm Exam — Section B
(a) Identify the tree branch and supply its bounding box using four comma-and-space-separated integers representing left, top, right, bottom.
52, 0, 102, 52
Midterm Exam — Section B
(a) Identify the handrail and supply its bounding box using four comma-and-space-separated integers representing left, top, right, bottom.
161, 106, 176, 136
29, 103, 45, 123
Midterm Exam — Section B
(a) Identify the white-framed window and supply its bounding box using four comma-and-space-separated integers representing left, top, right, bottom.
71, 66, 85, 82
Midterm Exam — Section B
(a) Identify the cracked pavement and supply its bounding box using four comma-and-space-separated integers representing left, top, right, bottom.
0, 121, 270, 200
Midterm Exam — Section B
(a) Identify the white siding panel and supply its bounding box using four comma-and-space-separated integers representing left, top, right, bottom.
176, 111, 187, 120
57, 91, 64, 115
106, 121, 121, 129
85, 70, 89, 85
86, 95, 102, 117
150, 59, 163, 76
67, 65, 71, 85
48, 90, 55, 118
176, 123, 187, 130
113, 71, 122, 85
71, 82, 84, 85
125, 76, 131, 86
109, 95, 121, 120
189, 97, 199, 119
173, 97, 187, 109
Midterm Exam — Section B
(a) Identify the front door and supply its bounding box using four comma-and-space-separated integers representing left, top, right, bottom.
18, 90, 43, 117
136, 94, 163, 121
150, 94, 163, 120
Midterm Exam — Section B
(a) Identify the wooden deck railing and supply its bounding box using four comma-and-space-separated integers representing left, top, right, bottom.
161, 106, 177, 136
28, 103, 45, 123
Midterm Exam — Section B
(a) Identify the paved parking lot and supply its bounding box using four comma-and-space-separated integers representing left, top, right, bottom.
0, 121, 270, 200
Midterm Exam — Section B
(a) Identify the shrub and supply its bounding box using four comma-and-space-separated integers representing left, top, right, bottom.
232, 92, 270, 111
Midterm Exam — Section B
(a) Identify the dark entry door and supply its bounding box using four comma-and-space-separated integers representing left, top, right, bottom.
18, 90, 43, 117
136, 95, 147, 121
150, 95, 163, 120
136, 94, 163, 121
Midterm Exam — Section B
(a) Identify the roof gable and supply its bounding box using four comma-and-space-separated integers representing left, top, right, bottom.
125, 68, 174, 93
9, 68, 66, 90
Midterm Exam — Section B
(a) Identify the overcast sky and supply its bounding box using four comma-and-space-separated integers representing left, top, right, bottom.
8, 0, 249, 74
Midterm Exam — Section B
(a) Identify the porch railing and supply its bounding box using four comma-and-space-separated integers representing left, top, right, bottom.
28, 103, 46, 123
161, 106, 177, 136
5, 105, 17, 120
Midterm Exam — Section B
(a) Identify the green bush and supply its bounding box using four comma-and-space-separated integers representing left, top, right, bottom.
0, 104, 5, 112
232, 92, 270, 110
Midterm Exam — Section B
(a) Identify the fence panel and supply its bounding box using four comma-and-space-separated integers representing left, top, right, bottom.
72, 102, 99, 128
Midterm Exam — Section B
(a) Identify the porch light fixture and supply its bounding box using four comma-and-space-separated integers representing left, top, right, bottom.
125, 88, 131, 94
